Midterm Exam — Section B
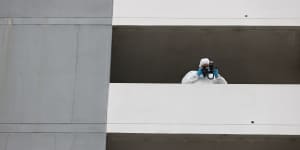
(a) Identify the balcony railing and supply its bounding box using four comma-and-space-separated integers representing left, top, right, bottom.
107, 83, 300, 135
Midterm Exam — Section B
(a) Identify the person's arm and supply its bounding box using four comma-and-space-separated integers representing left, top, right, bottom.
181, 71, 199, 84
214, 75, 228, 84
213, 68, 227, 84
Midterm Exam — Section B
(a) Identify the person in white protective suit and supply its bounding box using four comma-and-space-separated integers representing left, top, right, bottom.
181, 58, 227, 84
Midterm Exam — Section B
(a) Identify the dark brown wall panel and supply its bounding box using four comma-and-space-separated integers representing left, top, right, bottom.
111, 26, 300, 84
107, 134, 300, 150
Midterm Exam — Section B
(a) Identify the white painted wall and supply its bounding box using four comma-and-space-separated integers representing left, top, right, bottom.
113, 0, 300, 26
107, 83, 300, 135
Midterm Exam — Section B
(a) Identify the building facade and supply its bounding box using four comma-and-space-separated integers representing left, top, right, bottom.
0, 0, 112, 149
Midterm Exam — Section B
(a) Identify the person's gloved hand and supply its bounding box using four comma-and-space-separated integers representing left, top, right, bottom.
213, 68, 219, 78
197, 68, 203, 77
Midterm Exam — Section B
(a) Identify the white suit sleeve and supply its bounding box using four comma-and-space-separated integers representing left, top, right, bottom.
214, 75, 228, 84
181, 71, 199, 84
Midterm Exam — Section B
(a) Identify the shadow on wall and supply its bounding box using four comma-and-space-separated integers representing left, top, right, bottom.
111, 26, 300, 84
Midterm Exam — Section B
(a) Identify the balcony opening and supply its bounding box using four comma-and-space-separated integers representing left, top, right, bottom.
107, 133, 300, 150
111, 26, 300, 84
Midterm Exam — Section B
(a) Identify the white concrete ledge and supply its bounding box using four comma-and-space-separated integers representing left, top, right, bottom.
108, 124, 300, 135
107, 83, 300, 135
113, 0, 300, 26
113, 18, 300, 26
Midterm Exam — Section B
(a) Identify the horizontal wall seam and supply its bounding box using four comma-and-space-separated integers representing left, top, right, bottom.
0, 18, 112, 25
0, 123, 107, 124
0, 132, 106, 133
0, 124, 107, 133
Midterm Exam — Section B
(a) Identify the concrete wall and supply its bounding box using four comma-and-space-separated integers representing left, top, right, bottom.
108, 83, 300, 135
0, 0, 112, 149
0, 0, 112, 17
113, 0, 300, 25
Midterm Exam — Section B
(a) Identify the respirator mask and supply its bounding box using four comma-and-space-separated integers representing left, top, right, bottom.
202, 61, 216, 80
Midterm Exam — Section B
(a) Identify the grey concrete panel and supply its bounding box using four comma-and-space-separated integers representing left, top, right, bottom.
6, 134, 55, 150
0, 134, 8, 150
0, 25, 111, 123
0, 26, 9, 101
72, 25, 112, 123
56, 133, 106, 150
0, 23, 110, 149
2, 133, 106, 150
0, 124, 106, 133
0, 25, 77, 123
0, 0, 112, 18
0, 25, 112, 123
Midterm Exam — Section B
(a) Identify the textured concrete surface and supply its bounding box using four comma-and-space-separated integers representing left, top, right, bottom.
0, 25, 111, 123
0, 0, 112, 17
0, 0, 112, 150
0, 133, 106, 150
0, 23, 111, 149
